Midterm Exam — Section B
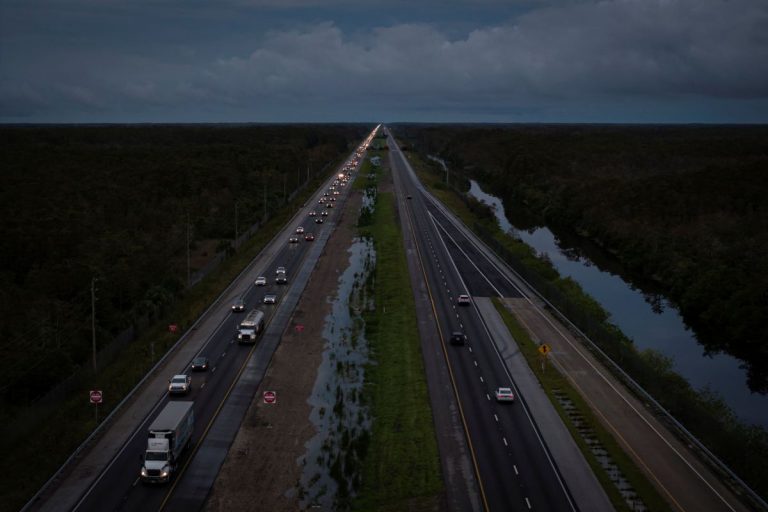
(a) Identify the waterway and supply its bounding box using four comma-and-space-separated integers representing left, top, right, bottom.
467, 179, 768, 427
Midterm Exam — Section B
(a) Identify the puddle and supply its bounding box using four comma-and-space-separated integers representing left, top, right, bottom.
553, 390, 648, 511
358, 180, 377, 228
295, 237, 376, 510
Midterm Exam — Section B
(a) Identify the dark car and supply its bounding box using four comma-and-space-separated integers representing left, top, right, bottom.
315, 217, 324, 224
191, 356, 209, 371
450, 332, 467, 345
231, 297, 246, 312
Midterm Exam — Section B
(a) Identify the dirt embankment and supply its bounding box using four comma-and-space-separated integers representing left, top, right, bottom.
205, 188, 362, 512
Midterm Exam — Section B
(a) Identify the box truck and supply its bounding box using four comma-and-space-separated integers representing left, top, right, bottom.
140, 401, 194, 483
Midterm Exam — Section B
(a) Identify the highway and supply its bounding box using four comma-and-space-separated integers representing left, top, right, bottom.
387, 133, 582, 512
68, 129, 378, 512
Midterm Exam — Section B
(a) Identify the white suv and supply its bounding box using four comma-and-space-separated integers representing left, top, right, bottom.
168, 374, 191, 395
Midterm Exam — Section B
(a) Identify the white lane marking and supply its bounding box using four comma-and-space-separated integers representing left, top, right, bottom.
503, 437, 508, 446
460, 323, 464, 329
480, 376, 484, 383
486, 394, 491, 401
526, 497, 532, 509
222, 351, 227, 357
494, 414, 499, 422
211, 367, 216, 373
200, 382, 206, 389
514, 465, 519, 475
468, 346, 473, 353
474, 360, 478, 367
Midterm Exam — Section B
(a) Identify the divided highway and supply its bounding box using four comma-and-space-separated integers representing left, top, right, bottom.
387, 132, 606, 512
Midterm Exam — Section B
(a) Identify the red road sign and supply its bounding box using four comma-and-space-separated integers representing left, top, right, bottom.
294, 324, 304, 333
263, 391, 277, 404
90, 390, 103, 404
168, 324, 178, 333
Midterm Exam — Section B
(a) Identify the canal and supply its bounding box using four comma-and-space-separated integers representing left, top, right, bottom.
468, 179, 768, 427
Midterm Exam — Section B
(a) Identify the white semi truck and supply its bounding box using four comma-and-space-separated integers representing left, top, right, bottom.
237, 308, 265, 344
140, 401, 194, 483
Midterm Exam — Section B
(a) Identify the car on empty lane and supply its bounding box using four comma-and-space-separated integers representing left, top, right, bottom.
495, 387, 515, 403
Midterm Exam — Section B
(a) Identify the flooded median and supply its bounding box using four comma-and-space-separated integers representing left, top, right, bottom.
295, 236, 376, 510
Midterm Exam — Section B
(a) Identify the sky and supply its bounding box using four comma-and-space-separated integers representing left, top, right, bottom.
1, 0, 767, 124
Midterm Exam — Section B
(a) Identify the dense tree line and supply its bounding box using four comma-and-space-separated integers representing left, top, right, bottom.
0, 124, 370, 412
394, 124, 768, 393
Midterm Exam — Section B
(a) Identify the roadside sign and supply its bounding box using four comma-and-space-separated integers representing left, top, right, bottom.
538, 344, 551, 356
294, 324, 304, 333
90, 390, 103, 404
263, 391, 277, 404
168, 324, 178, 333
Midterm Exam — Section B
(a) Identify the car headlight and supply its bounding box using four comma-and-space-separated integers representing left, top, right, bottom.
160, 469, 169, 477
141, 467, 148, 477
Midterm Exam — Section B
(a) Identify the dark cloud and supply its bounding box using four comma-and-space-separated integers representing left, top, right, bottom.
1, 0, 767, 122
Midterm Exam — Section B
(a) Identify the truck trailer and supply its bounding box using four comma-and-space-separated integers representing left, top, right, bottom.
140, 401, 194, 483
237, 308, 265, 344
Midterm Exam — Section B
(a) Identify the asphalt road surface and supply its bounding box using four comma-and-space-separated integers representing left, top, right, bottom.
388, 138, 583, 512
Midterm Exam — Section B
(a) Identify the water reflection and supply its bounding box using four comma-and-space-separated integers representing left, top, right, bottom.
468, 180, 768, 427
296, 237, 375, 509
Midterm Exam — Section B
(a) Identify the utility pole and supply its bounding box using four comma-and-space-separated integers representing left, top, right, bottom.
283, 174, 287, 204
234, 201, 239, 249
91, 277, 98, 373
186, 212, 191, 287
263, 177, 268, 220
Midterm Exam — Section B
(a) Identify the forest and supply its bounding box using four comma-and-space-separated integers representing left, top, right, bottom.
394, 123, 768, 393
0, 124, 370, 414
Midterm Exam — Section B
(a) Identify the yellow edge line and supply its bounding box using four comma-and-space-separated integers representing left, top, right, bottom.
402, 182, 490, 512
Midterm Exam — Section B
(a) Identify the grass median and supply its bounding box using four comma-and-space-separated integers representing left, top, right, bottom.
353, 163, 444, 510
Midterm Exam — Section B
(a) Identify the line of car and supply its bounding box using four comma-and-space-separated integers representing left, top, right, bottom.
166, 137, 370, 400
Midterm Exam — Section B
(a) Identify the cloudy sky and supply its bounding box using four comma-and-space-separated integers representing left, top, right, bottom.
1, 0, 767, 123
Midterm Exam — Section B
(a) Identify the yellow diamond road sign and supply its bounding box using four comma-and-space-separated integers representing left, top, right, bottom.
538, 344, 551, 355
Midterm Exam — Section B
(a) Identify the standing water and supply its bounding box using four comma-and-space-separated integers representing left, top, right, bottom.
296, 237, 375, 509
467, 179, 768, 427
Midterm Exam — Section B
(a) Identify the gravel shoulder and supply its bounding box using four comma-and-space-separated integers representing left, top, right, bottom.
204, 188, 362, 511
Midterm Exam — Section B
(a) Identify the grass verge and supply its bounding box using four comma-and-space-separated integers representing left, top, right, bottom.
492, 298, 670, 511
0, 164, 344, 512
353, 164, 444, 510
